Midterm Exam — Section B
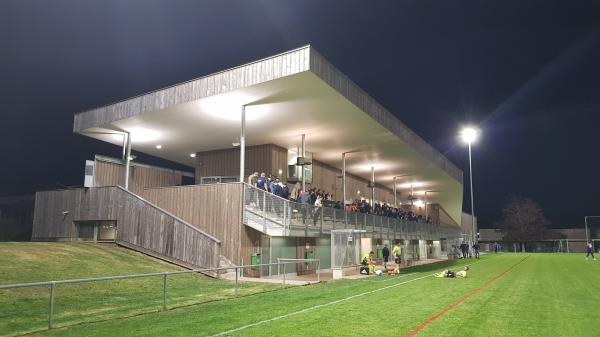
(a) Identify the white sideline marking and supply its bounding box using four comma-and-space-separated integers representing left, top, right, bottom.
209, 258, 487, 337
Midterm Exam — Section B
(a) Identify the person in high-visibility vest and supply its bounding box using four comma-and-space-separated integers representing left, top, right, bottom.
392, 244, 402, 274
361, 251, 375, 275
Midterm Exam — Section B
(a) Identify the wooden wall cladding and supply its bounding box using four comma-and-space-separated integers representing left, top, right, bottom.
194, 144, 288, 182
94, 159, 183, 195
32, 187, 220, 270
141, 183, 245, 265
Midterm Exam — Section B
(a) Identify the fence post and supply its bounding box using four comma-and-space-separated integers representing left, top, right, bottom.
282, 262, 286, 288
162, 272, 168, 311
320, 207, 323, 234
235, 267, 239, 296
48, 281, 56, 329
317, 260, 320, 283
263, 192, 267, 232
283, 201, 287, 234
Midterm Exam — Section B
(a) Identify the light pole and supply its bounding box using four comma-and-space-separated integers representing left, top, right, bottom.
460, 126, 479, 244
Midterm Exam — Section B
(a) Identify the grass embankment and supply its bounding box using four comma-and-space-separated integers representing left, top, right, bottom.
0, 243, 278, 336
26, 253, 600, 337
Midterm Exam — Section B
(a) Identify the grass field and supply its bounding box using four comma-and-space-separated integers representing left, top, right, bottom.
0, 243, 279, 336
2, 244, 600, 337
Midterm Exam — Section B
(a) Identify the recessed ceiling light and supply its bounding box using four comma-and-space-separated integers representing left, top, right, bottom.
190, 153, 196, 158
155, 145, 162, 149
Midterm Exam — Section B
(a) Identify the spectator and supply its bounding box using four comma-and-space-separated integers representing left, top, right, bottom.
382, 244, 390, 269
473, 243, 480, 259
290, 183, 301, 201
247, 172, 258, 186
256, 173, 268, 191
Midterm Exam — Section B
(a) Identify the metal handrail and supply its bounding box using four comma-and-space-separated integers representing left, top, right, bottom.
242, 184, 461, 239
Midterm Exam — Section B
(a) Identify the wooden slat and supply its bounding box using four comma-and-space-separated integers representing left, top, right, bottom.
141, 183, 245, 265
31, 187, 220, 270
94, 159, 183, 195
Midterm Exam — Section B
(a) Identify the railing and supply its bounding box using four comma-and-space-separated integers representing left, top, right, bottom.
0, 260, 319, 336
243, 184, 461, 240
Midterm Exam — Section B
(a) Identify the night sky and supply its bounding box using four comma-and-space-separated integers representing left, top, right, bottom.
1, 1, 599, 228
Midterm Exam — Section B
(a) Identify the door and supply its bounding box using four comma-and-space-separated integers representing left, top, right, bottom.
296, 237, 317, 275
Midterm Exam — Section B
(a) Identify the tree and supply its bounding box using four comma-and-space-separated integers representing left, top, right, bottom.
495, 195, 552, 251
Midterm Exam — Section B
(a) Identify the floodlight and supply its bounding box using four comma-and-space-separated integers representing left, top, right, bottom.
460, 127, 479, 144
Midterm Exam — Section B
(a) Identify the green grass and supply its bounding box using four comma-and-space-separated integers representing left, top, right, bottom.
0, 243, 278, 336
3, 245, 600, 337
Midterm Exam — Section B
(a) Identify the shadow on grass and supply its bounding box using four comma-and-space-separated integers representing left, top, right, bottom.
401, 256, 487, 273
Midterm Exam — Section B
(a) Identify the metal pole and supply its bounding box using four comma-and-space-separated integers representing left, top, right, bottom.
317, 260, 320, 283
282, 262, 286, 288
425, 192, 428, 220
371, 166, 375, 206
121, 133, 127, 160
393, 177, 397, 208
342, 152, 347, 226
124, 132, 131, 190
585, 216, 590, 244
240, 105, 246, 183
301, 134, 306, 192
48, 282, 55, 329
410, 184, 414, 206
162, 272, 167, 311
235, 267, 239, 296
468, 142, 476, 244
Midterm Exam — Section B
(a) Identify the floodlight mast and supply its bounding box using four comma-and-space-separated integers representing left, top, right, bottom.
460, 126, 479, 244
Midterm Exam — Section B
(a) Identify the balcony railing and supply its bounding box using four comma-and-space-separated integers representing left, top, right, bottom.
243, 184, 461, 239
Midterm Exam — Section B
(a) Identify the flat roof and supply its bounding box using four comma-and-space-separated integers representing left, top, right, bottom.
73, 45, 464, 222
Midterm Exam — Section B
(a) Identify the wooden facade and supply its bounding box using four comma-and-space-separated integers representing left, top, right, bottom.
94, 156, 188, 195
194, 144, 395, 204
141, 183, 250, 265
194, 144, 287, 183
74, 46, 461, 184
31, 186, 221, 270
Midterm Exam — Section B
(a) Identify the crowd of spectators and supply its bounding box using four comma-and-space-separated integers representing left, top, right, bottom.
346, 199, 431, 223
247, 172, 432, 223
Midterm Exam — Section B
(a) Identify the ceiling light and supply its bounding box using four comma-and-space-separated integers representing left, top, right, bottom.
155, 145, 162, 149
190, 153, 196, 158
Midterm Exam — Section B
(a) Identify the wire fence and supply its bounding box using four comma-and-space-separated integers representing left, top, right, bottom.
0, 260, 320, 337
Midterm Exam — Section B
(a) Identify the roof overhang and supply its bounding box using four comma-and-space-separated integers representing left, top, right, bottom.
74, 46, 464, 223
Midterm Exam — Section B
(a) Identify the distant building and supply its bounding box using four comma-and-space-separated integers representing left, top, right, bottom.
0, 194, 34, 241
479, 227, 593, 253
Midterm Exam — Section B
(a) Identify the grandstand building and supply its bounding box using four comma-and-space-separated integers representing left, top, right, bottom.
32, 46, 464, 276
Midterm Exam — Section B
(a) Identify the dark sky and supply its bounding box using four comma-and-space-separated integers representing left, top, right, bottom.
1, 0, 599, 228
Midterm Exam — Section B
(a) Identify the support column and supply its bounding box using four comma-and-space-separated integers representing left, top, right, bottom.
239, 105, 246, 183
342, 153, 346, 206
425, 191, 428, 219
301, 134, 306, 192
393, 176, 397, 208
124, 132, 131, 190
342, 152, 347, 226
371, 166, 375, 206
